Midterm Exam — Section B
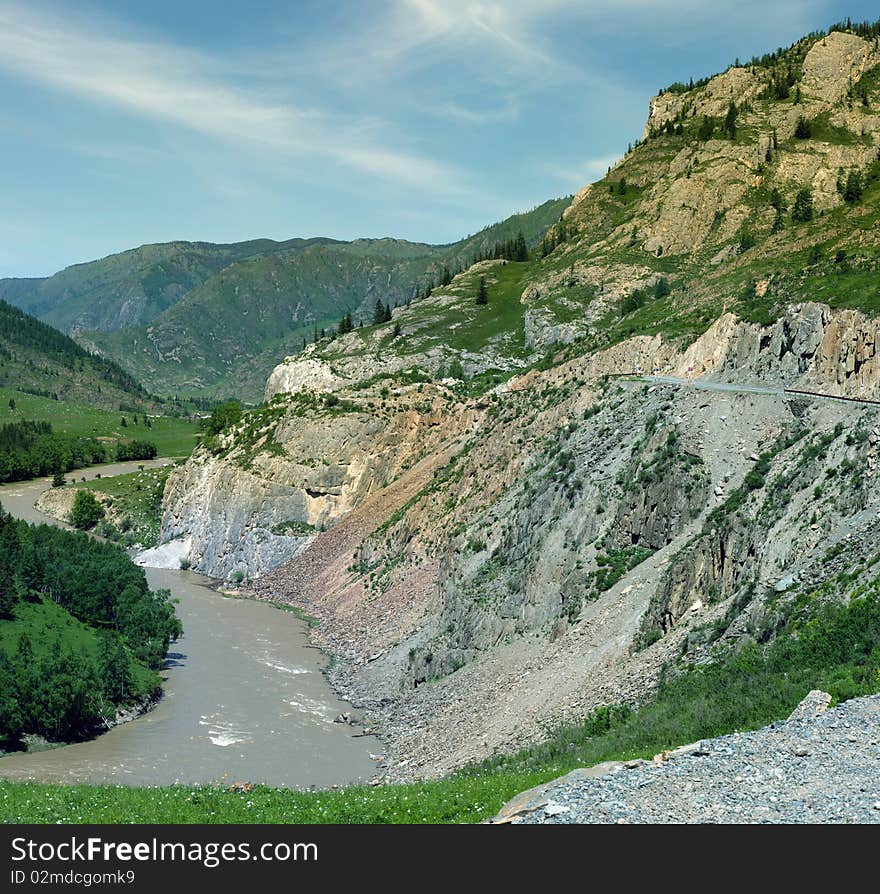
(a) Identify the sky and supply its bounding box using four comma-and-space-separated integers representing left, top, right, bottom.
0, 1, 877, 277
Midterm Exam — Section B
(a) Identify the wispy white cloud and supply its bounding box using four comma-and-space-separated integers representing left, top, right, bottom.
0, 1, 472, 196
314, 0, 578, 89
436, 98, 521, 125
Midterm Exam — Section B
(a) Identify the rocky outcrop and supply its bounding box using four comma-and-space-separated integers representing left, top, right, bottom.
160, 384, 467, 580
801, 31, 875, 103
265, 356, 348, 400
641, 399, 880, 641
609, 426, 708, 550
673, 303, 880, 398
568, 31, 880, 262
502, 693, 880, 824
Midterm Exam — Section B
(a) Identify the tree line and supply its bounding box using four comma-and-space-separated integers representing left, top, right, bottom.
0, 508, 182, 743
0, 299, 148, 398
0, 420, 157, 484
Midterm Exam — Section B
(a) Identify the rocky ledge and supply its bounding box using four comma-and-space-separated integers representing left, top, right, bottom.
493, 691, 880, 824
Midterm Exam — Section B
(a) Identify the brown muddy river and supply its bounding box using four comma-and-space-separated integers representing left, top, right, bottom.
0, 461, 376, 788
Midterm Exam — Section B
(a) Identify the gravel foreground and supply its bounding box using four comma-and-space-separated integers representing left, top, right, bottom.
499, 693, 880, 824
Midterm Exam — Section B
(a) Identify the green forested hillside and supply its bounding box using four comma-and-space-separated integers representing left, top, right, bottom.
1, 201, 570, 399
0, 511, 182, 745
0, 299, 202, 460
0, 299, 148, 406
0, 238, 338, 334
86, 239, 444, 398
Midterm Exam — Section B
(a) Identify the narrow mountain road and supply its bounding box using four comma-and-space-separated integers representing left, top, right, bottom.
638, 375, 880, 407
640, 375, 784, 396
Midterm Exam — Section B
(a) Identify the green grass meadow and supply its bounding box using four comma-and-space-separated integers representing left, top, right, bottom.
0, 388, 200, 457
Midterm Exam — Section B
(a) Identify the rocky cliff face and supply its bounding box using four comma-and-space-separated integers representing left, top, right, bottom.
161, 385, 469, 580
672, 303, 880, 397
160, 293, 880, 777
633, 33, 880, 254
159, 24, 880, 778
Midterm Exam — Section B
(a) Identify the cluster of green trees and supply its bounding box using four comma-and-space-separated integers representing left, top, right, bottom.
372, 300, 394, 325
406, 227, 541, 304
540, 218, 576, 258
115, 440, 158, 462
794, 115, 812, 139
0, 419, 158, 484
0, 508, 182, 743
487, 231, 529, 263
70, 490, 105, 530
120, 414, 152, 429
791, 188, 815, 222
656, 119, 685, 137
620, 277, 671, 315
0, 420, 105, 485
661, 74, 712, 96
435, 231, 530, 280
199, 399, 243, 453
475, 277, 489, 306
837, 168, 864, 203
762, 64, 801, 101
202, 400, 243, 437
661, 17, 880, 101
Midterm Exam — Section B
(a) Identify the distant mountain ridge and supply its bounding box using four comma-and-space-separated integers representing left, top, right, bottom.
0, 298, 156, 411
0, 199, 571, 399
0, 237, 342, 334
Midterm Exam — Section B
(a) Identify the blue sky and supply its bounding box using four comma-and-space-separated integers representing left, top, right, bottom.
0, 1, 876, 277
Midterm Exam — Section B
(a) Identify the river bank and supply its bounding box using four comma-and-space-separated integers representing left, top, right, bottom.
0, 462, 377, 789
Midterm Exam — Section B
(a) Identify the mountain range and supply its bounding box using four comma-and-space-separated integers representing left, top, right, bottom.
154, 22, 880, 778
0, 200, 570, 400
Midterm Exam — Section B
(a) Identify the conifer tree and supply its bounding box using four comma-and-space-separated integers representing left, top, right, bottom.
791, 188, 814, 222
476, 277, 488, 306
724, 101, 738, 139
843, 170, 863, 203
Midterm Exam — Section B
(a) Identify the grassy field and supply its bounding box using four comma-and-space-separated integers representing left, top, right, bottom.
0, 389, 200, 457
2, 581, 878, 823
78, 466, 176, 549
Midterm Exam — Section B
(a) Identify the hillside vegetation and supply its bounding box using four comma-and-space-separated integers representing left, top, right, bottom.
156, 19, 880, 788
1, 201, 570, 400
280, 24, 880, 395
0, 511, 182, 746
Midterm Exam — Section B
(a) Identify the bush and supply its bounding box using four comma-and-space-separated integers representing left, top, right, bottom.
69, 490, 104, 530
794, 116, 812, 139
620, 288, 647, 315
654, 277, 671, 299
115, 440, 157, 462
203, 401, 243, 437
791, 188, 814, 222
843, 170, 863, 204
